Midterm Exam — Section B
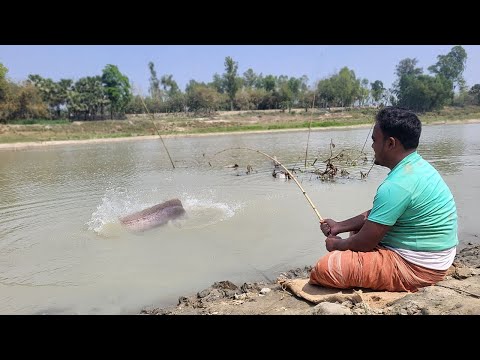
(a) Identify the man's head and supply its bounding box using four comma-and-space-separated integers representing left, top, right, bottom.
372, 107, 422, 168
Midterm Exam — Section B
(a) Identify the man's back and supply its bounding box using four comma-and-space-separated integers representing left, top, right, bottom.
368, 151, 458, 252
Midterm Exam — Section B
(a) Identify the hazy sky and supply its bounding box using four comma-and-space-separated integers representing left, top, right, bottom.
1, 45, 479, 94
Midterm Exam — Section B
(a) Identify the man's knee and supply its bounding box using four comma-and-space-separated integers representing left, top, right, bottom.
309, 252, 334, 285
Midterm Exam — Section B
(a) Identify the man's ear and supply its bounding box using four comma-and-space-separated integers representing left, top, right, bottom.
387, 136, 396, 149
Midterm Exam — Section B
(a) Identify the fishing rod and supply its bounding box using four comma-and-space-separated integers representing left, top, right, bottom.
139, 96, 176, 169
213, 147, 324, 223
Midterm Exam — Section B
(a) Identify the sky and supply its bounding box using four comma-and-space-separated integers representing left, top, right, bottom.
1, 45, 479, 95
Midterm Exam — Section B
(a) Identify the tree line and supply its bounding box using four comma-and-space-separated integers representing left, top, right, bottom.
1, 46, 479, 122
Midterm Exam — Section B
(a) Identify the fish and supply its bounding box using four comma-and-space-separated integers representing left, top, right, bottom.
119, 198, 186, 232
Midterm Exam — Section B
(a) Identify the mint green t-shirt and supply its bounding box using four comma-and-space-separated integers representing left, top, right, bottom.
367, 151, 458, 251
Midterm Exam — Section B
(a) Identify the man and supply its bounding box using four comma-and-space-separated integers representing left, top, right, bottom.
309, 107, 458, 292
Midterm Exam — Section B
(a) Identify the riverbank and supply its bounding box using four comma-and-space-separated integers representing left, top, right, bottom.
141, 244, 480, 315
1, 118, 480, 151
0, 123, 373, 151
2, 106, 480, 150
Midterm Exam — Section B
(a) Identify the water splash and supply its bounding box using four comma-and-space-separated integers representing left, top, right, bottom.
87, 187, 141, 235
174, 191, 244, 230
87, 187, 244, 234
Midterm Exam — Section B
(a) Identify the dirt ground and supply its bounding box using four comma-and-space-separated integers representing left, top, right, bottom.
141, 244, 480, 315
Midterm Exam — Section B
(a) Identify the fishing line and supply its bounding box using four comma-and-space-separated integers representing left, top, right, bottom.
213, 147, 324, 223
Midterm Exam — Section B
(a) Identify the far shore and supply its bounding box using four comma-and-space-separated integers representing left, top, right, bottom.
1, 119, 479, 151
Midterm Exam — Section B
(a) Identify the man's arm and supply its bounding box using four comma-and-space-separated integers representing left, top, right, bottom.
331, 210, 371, 234
326, 219, 391, 252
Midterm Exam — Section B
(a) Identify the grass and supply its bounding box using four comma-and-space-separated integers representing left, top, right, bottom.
7, 119, 71, 125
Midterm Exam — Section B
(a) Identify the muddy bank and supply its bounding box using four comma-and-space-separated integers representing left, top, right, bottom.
0, 124, 373, 151
2, 119, 480, 151
141, 245, 480, 315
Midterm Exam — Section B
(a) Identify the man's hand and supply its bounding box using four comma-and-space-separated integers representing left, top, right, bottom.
320, 219, 340, 236
325, 235, 343, 252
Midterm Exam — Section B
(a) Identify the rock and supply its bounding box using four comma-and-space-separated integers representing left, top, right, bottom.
240, 282, 263, 293
454, 267, 474, 279
309, 302, 352, 315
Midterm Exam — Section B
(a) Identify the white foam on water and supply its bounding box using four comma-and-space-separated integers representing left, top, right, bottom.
86, 187, 145, 236
87, 187, 245, 235
174, 191, 244, 230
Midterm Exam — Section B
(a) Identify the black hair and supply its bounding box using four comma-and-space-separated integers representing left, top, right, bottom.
375, 107, 422, 149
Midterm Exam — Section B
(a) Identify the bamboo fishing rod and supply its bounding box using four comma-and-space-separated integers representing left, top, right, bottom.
139, 96, 176, 169
213, 147, 324, 223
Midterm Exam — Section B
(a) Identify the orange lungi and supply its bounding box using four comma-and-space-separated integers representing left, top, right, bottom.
309, 246, 447, 292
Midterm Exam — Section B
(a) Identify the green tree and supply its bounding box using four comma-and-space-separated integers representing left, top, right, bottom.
71, 76, 106, 120
0, 63, 8, 102
299, 89, 317, 112
27, 74, 55, 117
160, 74, 180, 97
453, 88, 470, 107
210, 73, 224, 94
278, 76, 306, 112
148, 62, 161, 100
357, 78, 370, 106
428, 46, 467, 92
223, 56, 239, 111
393, 58, 424, 108
186, 83, 223, 115
125, 95, 146, 114
261, 75, 277, 92
27, 75, 74, 119
15, 83, 49, 119
169, 92, 186, 113
381, 88, 396, 107
317, 78, 335, 109
1, 81, 49, 121
370, 80, 385, 104
395, 58, 423, 78
235, 89, 255, 110
396, 74, 452, 112
469, 84, 480, 105
101, 64, 132, 119
332, 67, 359, 108
243, 68, 258, 89
161, 74, 181, 113
55, 79, 73, 118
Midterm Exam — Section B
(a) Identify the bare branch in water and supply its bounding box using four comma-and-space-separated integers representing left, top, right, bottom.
361, 160, 375, 179
304, 93, 316, 169
213, 147, 324, 222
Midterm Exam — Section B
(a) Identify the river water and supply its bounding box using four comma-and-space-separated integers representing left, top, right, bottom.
0, 123, 479, 314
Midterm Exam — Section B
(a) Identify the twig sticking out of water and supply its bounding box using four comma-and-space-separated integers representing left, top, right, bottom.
355, 118, 376, 163
361, 160, 375, 179
304, 93, 316, 169
139, 96, 176, 169
360, 120, 375, 154
213, 147, 324, 222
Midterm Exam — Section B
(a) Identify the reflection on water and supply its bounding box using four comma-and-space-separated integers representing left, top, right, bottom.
0, 122, 479, 314
418, 124, 467, 174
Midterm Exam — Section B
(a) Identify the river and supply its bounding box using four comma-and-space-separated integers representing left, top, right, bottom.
0, 123, 478, 314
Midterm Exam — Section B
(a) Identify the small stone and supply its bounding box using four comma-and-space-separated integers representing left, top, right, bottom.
260, 288, 271, 295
